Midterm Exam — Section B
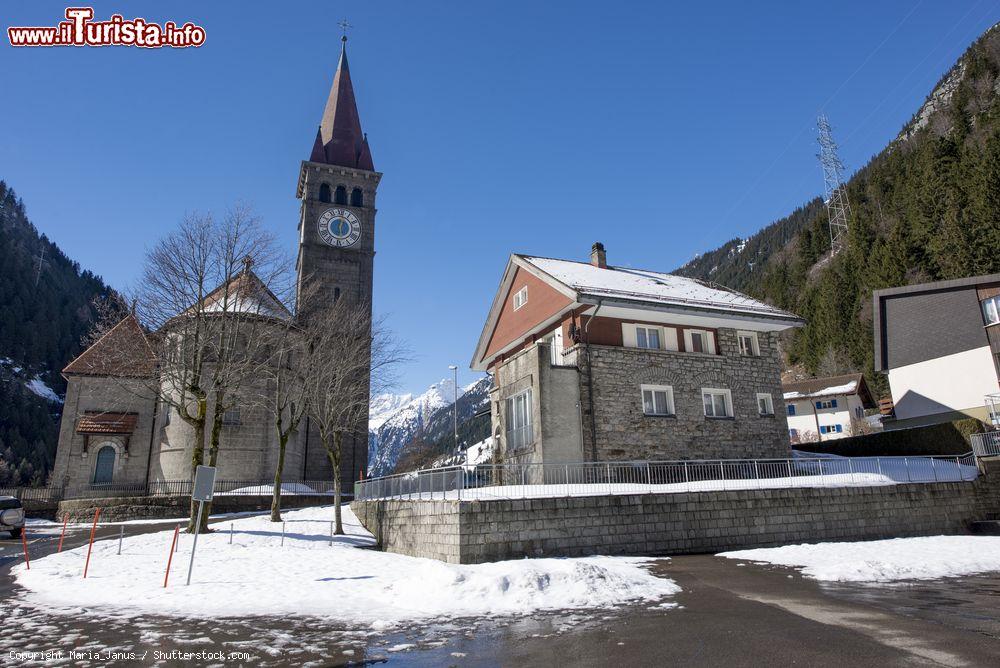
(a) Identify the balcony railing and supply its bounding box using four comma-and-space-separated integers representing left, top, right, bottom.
972, 431, 1000, 457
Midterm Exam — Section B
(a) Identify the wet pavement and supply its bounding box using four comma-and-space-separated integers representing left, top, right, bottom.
2, 520, 1000, 666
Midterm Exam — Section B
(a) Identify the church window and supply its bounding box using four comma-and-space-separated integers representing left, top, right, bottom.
335, 186, 347, 205
319, 183, 332, 203
513, 286, 528, 310
223, 407, 242, 426
93, 444, 116, 485
351, 188, 363, 207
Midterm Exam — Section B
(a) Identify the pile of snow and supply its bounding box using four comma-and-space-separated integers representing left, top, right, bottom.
217, 482, 322, 496
13, 505, 678, 623
720, 535, 1000, 582
465, 437, 495, 466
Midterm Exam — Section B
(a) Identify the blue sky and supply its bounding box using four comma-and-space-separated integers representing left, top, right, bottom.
3, 1, 997, 396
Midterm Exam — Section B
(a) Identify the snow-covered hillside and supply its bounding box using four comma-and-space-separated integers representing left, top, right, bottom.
368, 378, 467, 476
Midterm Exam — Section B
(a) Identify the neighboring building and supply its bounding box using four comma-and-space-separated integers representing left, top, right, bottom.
874, 274, 1000, 430
50, 39, 380, 497
782, 373, 876, 444
471, 243, 805, 464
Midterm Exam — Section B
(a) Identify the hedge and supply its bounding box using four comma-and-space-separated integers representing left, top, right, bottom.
795, 418, 985, 458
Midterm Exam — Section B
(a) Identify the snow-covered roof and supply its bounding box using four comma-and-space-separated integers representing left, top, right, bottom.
782, 373, 875, 407
520, 256, 800, 321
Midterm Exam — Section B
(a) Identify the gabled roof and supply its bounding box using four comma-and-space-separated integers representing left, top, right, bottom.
471, 253, 804, 370
63, 315, 157, 378
521, 255, 802, 321
782, 373, 876, 408
310, 39, 374, 171
191, 270, 292, 320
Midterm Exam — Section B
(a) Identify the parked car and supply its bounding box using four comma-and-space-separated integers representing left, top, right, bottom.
0, 496, 25, 538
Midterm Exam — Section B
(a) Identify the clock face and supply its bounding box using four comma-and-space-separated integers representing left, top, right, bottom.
317, 208, 362, 248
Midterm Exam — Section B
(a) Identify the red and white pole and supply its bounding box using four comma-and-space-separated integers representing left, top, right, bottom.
82, 507, 101, 578
164, 524, 180, 588
57, 513, 68, 553
20, 528, 30, 570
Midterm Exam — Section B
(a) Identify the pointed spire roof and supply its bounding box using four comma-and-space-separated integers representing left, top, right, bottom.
312, 38, 374, 171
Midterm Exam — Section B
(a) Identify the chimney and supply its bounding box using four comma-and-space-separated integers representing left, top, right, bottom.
591, 242, 607, 269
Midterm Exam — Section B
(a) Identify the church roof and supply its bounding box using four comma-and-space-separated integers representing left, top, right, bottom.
310, 39, 374, 171
192, 269, 292, 320
76, 411, 139, 434
63, 314, 158, 378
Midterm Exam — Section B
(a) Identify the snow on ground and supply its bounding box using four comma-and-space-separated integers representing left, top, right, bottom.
13, 505, 678, 625
25, 378, 61, 403
720, 536, 1000, 582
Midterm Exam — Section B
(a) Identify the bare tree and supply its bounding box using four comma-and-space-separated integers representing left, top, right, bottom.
301, 298, 406, 534
86, 206, 294, 532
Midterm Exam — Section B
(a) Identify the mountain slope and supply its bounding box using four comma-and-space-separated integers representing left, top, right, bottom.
0, 181, 118, 486
676, 24, 1000, 390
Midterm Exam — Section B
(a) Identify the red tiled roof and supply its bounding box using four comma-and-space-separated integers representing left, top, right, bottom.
76, 412, 138, 434
63, 315, 157, 378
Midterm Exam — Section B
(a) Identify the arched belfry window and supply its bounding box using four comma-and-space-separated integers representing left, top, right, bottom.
335, 186, 347, 205
93, 444, 116, 484
319, 183, 332, 203
351, 188, 363, 207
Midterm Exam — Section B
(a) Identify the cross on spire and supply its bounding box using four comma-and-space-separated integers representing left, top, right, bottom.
338, 18, 352, 42
242, 255, 254, 274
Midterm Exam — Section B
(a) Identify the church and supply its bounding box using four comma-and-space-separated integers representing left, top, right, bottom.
49, 38, 380, 499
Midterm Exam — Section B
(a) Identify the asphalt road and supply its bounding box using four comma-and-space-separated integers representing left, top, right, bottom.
2, 521, 1000, 666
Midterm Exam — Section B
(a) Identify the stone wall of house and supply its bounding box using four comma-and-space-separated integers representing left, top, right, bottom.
579, 329, 790, 461
50, 376, 157, 498
352, 460, 1000, 564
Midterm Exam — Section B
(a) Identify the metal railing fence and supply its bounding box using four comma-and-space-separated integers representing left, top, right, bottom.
354, 453, 981, 502
1, 479, 346, 503
972, 431, 1000, 457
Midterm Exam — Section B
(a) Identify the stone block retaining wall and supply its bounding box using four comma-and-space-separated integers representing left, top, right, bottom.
352, 461, 1000, 564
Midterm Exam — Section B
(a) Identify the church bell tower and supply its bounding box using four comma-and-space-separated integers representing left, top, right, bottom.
295, 35, 380, 486
296, 35, 380, 318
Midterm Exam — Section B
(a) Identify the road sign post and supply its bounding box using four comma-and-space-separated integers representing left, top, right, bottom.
186, 465, 216, 586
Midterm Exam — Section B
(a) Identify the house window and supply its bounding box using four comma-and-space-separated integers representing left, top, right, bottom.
854, 406, 863, 419
983, 296, 1000, 325
789, 428, 799, 439
513, 286, 528, 311
737, 331, 759, 356
820, 424, 844, 435
685, 329, 714, 354
93, 444, 116, 485
816, 399, 838, 409
787, 404, 796, 416
641, 385, 675, 416
505, 389, 533, 450
756, 393, 774, 416
702, 388, 733, 418
222, 407, 241, 425
636, 326, 661, 350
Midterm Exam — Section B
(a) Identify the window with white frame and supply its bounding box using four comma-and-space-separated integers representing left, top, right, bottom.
982, 295, 1000, 325
820, 424, 844, 435
685, 329, 715, 354
756, 392, 774, 415
641, 384, 675, 416
635, 326, 661, 350
512, 286, 528, 311
505, 389, 533, 450
737, 331, 759, 357
702, 388, 733, 418
816, 399, 837, 409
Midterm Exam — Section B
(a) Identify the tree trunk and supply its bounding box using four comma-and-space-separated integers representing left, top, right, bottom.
186, 412, 206, 534
271, 432, 289, 522
325, 431, 344, 535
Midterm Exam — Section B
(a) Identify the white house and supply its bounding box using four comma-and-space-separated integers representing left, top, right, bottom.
874, 275, 1000, 430
783, 374, 876, 443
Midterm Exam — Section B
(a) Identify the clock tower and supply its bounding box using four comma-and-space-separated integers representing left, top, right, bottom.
295, 36, 381, 485
296, 36, 380, 315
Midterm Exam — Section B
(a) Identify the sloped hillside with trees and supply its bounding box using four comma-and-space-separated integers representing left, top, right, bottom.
0, 181, 118, 485
676, 24, 1000, 392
